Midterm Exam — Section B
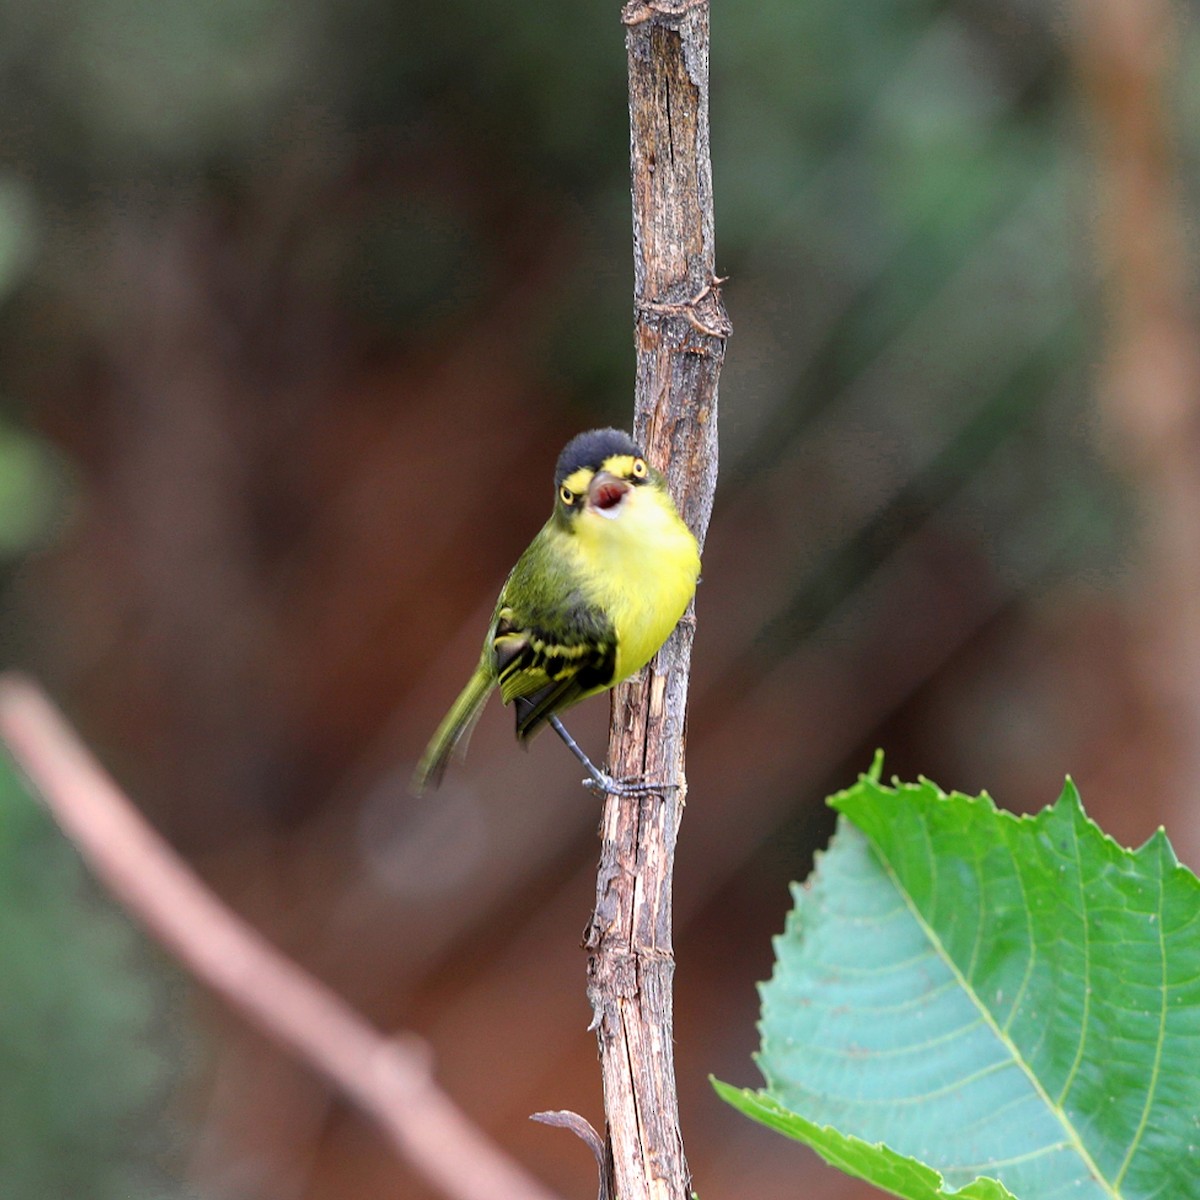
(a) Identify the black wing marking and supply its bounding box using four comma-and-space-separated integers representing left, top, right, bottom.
490, 607, 616, 741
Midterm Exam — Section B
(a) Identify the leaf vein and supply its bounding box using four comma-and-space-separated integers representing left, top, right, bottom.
872, 840, 1119, 1198
1055, 804, 1091, 1108
1114, 861, 1168, 1188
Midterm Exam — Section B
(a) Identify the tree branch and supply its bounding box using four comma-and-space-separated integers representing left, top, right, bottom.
584, 4, 729, 1198
0, 673, 562, 1200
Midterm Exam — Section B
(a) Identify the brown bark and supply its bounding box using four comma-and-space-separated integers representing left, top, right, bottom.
583, 3, 730, 1199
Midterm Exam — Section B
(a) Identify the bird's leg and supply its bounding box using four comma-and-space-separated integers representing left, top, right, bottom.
546, 714, 679, 797
545, 714, 610, 788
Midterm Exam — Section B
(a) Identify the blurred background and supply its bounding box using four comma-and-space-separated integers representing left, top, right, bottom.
1, 0, 1198, 1197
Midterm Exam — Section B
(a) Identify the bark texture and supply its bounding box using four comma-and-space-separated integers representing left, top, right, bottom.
584, 3, 729, 1199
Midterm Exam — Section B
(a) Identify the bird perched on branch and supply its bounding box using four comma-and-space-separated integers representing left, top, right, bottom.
413, 427, 700, 795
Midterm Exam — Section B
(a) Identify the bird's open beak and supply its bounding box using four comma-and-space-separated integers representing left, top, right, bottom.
588, 471, 631, 518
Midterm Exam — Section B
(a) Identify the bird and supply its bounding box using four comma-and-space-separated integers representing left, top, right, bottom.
412, 427, 700, 795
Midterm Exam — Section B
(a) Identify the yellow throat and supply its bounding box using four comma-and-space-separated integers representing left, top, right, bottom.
567, 481, 699, 682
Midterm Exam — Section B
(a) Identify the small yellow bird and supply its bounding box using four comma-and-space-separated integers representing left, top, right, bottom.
413, 428, 700, 794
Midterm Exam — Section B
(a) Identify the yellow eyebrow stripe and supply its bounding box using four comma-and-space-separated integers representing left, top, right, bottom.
562, 467, 594, 495
602, 454, 637, 478
562, 455, 637, 496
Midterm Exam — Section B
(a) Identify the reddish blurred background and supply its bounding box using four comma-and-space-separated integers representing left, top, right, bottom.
0, 1, 1198, 1198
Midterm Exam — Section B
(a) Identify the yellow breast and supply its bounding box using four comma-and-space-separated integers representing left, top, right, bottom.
571, 485, 700, 683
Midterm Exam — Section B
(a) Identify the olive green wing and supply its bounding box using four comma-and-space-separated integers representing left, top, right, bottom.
490, 604, 616, 742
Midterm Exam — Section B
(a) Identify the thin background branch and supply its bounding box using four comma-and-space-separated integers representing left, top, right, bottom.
0, 673, 562, 1200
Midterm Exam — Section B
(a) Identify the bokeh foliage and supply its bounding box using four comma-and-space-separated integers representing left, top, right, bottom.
0, 756, 195, 1200
0, 1, 1197, 1198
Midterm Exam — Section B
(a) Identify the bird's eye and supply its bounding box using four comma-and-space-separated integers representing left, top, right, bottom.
632, 458, 648, 478
560, 485, 575, 505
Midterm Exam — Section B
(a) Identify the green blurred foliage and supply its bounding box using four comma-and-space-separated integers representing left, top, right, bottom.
0, 756, 198, 1200
0, 177, 36, 301
0, 422, 62, 557
0, 176, 63, 562
0, 0, 321, 178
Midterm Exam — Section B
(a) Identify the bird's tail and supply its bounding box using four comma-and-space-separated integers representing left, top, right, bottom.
411, 666, 494, 794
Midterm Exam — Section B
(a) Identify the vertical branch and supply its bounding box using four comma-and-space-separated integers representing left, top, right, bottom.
584, 3, 729, 1199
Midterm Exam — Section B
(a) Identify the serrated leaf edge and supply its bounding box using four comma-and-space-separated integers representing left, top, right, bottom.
711, 1079, 1018, 1200
833, 776, 1176, 1199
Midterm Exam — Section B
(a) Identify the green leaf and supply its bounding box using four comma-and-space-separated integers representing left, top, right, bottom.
712, 1081, 1017, 1200
716, 773, 1200, 1200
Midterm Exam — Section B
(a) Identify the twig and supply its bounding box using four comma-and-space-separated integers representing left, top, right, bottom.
636, 273, 732, 340
0, 673, 562, 1200
584, 3, 728, 1199
530, 1111, 613, 1200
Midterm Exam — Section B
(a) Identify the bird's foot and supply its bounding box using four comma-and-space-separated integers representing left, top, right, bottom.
546, 715, 680, 798
581, 772, 680, 798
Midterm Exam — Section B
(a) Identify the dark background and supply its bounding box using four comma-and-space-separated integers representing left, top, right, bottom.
1, 1, 1198, 1197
